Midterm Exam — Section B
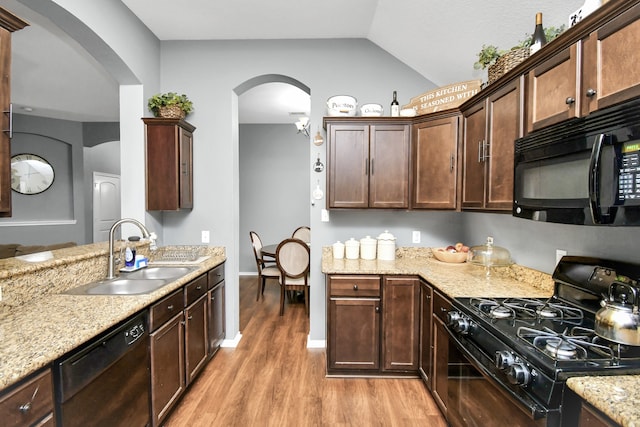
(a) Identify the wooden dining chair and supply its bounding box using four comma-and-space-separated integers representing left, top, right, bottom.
275, 238, 310, 316
249, 231, 280, 301
291, 226, 310, 244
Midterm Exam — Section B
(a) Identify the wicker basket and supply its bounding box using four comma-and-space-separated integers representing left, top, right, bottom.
488, 47, 530, 85
158, 105, 185, 119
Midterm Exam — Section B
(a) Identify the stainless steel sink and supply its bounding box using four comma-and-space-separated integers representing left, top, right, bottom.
64, 266, 198, 295
125, 266, 196, 281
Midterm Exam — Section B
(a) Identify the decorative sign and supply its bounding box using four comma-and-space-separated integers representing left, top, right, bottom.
402, 80, 482, 116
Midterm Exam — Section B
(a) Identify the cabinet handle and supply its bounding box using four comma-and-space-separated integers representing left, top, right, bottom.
19, 385, 39, 414
441, 307, 448, 312
196, 285, 202, 290
167, 305, 174, 311
477, 140, 483, 163
565, 97, 576, 105
370, 158, 374, 175
365, 158, 369, 175
586, 88, 597, 98
187, 315, 193, 320
375, 306, 380, 313
353, 284, 358, 291
211, 296, 215, 302
483, 141, 490, 160
450, 154, 454, 172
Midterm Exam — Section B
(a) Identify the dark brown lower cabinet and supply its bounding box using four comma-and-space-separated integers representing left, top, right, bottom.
418, 280, 433, 388
185, 293, 208, 385
207, 263, 226, 356
150, 311, 185, 426
382, 276, 420, 372
562, 387, 619, 427
0, 368, 54, 427
326, 274, 419, 376
431, 290, 451, 416
149, 263, 225, 426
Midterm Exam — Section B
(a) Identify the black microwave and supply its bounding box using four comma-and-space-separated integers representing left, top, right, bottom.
513, 99, 640, 226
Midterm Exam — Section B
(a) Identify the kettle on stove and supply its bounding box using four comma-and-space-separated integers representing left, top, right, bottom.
595, 281, 640, 346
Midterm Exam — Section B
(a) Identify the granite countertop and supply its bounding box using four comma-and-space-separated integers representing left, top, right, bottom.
567, 376, 640, 426
322, 247, 640, 426
322, 247, 554, 298
0, 249, 226, 390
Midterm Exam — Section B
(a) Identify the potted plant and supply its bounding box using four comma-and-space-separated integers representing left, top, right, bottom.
475, 25, 566, 85
147, 92, 193, 119
473, 44, 505, 70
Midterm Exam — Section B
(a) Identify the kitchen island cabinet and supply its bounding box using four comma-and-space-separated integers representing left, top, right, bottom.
0, 368, 54, 427
143, 118, 195, 211
0, 9, 28, 217
411, 115, 459, 210
325, 118, 411, 209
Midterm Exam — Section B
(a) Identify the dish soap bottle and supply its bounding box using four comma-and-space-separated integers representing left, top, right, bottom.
124, 238, 137, 268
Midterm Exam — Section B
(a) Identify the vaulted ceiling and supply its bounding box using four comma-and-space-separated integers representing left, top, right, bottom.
6, 0, 584, 123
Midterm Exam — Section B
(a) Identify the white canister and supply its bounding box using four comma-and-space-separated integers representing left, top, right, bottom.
360, 236, 377, 260
345, 238, 360, 259
332, 241, 345, 259
377, 230, 397, 261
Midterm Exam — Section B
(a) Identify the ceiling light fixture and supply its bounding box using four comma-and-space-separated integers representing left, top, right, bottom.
295, 117, 310, 137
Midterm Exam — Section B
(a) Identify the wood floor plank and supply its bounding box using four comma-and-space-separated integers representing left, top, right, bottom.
165, 275, 446, 426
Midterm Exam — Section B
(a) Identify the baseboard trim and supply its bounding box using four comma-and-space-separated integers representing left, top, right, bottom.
307, 337, 326, 349
221, 332, 242, 348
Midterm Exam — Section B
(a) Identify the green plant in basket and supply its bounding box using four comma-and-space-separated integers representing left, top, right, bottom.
147, 92, 193, 117
474, 44, 506, 70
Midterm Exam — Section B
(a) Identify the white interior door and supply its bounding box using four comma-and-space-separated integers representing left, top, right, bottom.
93, 172, 121, 242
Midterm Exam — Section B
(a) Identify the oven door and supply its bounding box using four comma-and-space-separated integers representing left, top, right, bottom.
445, 328, 552, 427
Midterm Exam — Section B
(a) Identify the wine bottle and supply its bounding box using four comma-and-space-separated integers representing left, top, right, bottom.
391, 91, 399, 117
529, 12, 547, 55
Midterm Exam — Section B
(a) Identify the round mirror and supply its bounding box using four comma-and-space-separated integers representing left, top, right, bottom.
11, 153, 55, 195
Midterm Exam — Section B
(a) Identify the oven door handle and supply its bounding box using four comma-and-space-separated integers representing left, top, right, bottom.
444, 326, 548, 420
588, 134, 605, 224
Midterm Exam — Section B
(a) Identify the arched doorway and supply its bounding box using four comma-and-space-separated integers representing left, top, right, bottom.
235, 74, 311, 328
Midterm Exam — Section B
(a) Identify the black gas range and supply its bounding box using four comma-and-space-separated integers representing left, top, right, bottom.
444, 256, 640, 427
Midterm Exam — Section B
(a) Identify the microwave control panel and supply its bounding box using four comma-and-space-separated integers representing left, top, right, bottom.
618, 142, 640, 202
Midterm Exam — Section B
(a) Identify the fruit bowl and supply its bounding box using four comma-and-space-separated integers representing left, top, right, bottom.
432, 248, 468, 263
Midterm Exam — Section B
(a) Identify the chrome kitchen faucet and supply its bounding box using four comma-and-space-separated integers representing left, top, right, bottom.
107, 218, 151, 279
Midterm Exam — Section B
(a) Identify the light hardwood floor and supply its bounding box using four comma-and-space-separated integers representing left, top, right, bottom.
165, 275, 447, 426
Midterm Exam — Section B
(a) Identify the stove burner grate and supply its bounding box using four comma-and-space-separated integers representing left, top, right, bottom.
469, 297, 585, 322
518, 326, 615, 361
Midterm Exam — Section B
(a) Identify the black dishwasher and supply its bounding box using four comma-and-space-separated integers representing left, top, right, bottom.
54, 311, 150, 427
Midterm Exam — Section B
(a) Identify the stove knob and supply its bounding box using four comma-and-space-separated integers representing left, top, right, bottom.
495, 351, 515, 370
446, 311, 462, 325
452, 318, 472, 334
507, 363, 532, 386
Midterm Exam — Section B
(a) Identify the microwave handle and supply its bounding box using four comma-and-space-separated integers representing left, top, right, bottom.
589, 134, 605, 224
